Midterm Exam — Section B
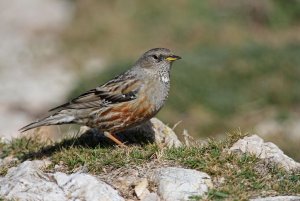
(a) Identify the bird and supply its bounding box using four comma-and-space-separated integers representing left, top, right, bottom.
20, 48, 181, 146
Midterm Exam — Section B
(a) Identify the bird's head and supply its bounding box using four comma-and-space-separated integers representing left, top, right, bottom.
135, 48, 181, 73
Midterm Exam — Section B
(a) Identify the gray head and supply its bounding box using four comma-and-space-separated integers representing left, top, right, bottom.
134, 48, 181, 72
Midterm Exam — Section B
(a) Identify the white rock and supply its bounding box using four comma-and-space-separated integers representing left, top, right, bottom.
149, 118, 182, 148
150, 167, 212, 201
0, 160, 124, 201
134, 178, 150, 199
142, 193, 161, 201
133, 178, 160, 201
54, 172, 124, 201
229, 135, 300, 171
0, 160, 64, 201
250, 196, 300, 201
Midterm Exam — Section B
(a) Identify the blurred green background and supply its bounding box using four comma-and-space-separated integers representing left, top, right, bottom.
59, 0, 300, 160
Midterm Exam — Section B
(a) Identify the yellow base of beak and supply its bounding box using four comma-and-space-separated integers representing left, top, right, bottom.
165, 55, 182, 61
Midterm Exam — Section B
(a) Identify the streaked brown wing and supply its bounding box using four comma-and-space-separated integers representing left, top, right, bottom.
49, 74, 142, 111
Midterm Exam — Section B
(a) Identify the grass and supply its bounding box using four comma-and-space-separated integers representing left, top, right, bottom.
1, 130, 299, 200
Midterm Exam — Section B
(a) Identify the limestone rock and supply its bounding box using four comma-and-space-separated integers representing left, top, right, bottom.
229, 135, 300, 171
133, 178, 161, 201
250, 196, 300, 201
148, 118, 182, 148
79, 117, 182, 148
134, 178, 150, 199
0, 160, 62, 201
149, 167, 212, 201
141, 193, 161, 201
54, 172, 124, 201
0, 160, 124, 201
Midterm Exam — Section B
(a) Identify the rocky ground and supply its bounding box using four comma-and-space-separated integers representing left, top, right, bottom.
0, 118, 299, 201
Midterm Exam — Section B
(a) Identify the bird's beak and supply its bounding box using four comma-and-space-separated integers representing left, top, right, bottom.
165, 55, 182, 62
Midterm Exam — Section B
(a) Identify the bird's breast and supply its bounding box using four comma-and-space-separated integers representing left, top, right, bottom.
91, 77, 169, 132
143, 77, 170, 111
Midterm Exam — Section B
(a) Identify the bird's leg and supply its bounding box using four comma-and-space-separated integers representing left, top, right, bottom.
104, 131, 126, 147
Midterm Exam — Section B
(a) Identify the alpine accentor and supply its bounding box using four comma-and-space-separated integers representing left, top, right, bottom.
20, 48, 181, 146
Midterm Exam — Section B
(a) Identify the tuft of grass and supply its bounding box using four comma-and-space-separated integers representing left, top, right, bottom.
189, 195, 202, 201
207, 190, 229, 200
0, 130, 299, 200
49, 144, 159, 174
0, 136, 47, 159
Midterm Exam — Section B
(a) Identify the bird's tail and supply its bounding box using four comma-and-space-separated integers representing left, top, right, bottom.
19, 112, 75, 132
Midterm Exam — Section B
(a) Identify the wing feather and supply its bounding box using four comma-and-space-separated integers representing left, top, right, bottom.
50, 73, 141, 111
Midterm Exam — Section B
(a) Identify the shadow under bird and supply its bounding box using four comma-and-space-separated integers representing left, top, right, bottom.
20, 48, 181, 146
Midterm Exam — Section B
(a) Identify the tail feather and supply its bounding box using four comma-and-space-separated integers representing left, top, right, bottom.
19, 113, 75, 132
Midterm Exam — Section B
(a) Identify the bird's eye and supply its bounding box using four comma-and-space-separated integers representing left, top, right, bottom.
152, 55, 159, 60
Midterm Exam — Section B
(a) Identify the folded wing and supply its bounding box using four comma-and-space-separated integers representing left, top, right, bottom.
50, 74, 142, 111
